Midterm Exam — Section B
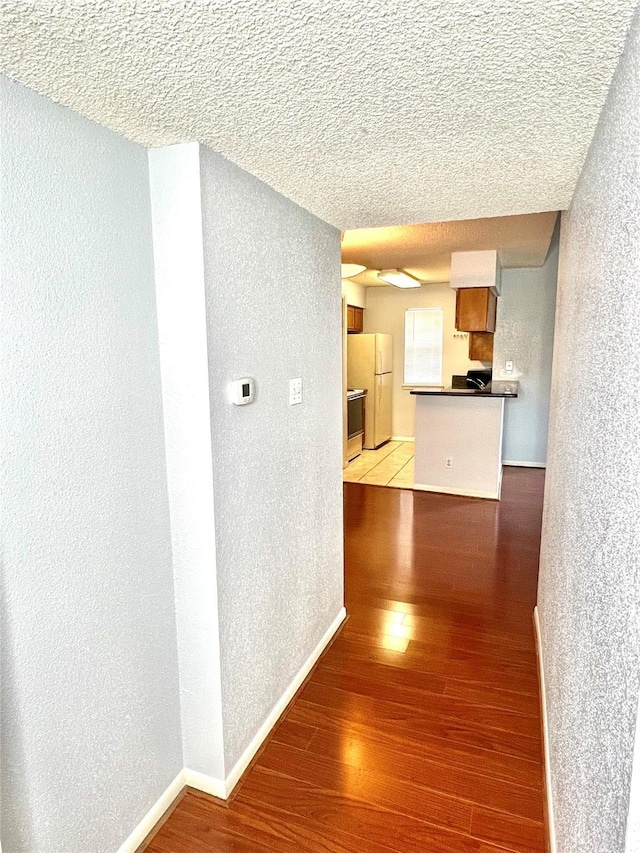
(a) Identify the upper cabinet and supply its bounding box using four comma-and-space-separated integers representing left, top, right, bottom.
455, 287, 497, 333
347, 304, 364, 334
468, 331, 494, 362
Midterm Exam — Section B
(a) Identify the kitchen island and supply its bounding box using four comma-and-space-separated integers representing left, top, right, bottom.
410, 382, 518, 500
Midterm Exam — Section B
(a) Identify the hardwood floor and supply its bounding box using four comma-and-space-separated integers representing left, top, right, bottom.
144, 467, 545, 852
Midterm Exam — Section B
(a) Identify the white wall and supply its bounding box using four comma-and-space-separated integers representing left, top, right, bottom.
537, 7, 640, 852
493, 229, 558, 466
342, 277, 366, 308
414, 396, 504, 499
363, 283, 485, 438
0, 77, 182, 851
148, 144, 225, 782
199, 147, 344, 772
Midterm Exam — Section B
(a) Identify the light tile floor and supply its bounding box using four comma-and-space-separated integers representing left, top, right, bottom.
343, 440, 415, 489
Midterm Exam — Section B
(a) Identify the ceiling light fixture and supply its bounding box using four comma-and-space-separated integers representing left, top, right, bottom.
341, 263, 366, 278
378, 269, 422, 288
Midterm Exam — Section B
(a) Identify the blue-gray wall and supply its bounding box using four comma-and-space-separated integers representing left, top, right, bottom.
538, 6, 640, 850
1, 76, 182, 852
199, 147, 345, 771
493, 229, 558, 466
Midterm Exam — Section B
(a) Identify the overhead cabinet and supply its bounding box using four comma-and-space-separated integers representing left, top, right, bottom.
469, 332, 494, 363
455, 288, 497, 333
347, 304, 364, 333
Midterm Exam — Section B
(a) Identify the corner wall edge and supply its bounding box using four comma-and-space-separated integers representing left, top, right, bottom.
534, 605, 557, 853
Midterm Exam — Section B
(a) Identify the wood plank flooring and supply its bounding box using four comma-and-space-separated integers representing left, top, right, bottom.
144, 467, 545, 852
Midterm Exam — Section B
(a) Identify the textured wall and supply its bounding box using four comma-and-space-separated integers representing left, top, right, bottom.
0, 1, 637, 228
627, 700, 640, 851
492, 229, 558, 465
199, 147, 344, 770
0, 77, 182, 851
364, 283, 485, 437
537, 7, 640, 852
148, 143, 225, 781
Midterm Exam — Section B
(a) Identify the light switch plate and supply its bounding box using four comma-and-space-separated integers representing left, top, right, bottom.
505, 360, 514, 373
289, 377, 302, 405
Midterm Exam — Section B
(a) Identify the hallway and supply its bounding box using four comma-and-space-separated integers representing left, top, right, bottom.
145, 468, 545, 852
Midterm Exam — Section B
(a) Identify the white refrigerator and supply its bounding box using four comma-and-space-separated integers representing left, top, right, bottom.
347, 333, 393, 449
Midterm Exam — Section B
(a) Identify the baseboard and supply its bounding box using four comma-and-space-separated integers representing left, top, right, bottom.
412, 483, 499, 500
503, 460, 546, 469
391, 436, 415, 442
222, 606, 347, 796
116, 771, 185, 853
183, 768, 226, 799
533, 606, 557, 853
119, 607, 346, 849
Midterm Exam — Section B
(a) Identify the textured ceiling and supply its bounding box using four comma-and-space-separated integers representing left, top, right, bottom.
343, 211, 559, 285
1, 1, 637, 228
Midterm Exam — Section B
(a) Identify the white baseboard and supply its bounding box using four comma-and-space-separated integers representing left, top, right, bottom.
116, 607, 346, 850
534, 606, 557, 853
391, 436, 415, 442
222, 606, 347, 796
412, 483, 499, 500
116, 770, 185, 853
183, 768, 226, 799
503, 460, 546, 469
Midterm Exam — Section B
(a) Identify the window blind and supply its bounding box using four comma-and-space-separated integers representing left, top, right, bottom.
404, 308, 443, 386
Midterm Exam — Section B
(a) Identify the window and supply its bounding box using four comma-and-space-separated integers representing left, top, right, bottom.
404, 308, 443, 386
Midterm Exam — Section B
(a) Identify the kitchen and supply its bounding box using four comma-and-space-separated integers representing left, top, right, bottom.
342, 212, 559, 496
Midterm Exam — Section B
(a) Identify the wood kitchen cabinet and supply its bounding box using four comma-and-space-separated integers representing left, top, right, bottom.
469, 331, 494, 362
455, 288, 497, 332
347, 304, 364, 333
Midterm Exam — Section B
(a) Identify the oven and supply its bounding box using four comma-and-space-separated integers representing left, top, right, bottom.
346, 389, 366, 461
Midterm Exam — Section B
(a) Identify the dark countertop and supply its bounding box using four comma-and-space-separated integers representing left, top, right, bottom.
410, 381, 519, 398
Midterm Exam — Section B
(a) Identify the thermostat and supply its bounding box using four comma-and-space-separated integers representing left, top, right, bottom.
229, 377, 255, 406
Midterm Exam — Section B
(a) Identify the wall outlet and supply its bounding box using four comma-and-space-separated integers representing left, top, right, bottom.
505, 360, 514, 373
445, 456, 453, 469
289, 377, 303, 406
